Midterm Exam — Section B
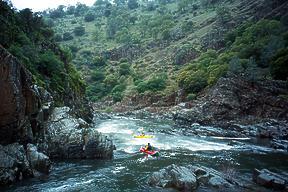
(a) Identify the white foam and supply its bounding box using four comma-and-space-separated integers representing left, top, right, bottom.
95, 119, 234, 153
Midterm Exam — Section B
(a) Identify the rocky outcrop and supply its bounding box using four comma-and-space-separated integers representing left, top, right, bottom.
148, 164, 242, 191
148, 164, 197, 191
0, 143, 51, 186
45, 107, 114, 159
0, 45, 114, 187
172, 76, 288, 128
26, 144, 51, 174
0, 143, 32, 186
253, 169, 288, 190
0, 45, 42, 145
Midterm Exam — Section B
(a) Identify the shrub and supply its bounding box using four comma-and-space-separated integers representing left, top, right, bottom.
136, 74, 167, 93
111, 83, 126, 102
128, 0, 139, 9
93, 56, 106, 66
187, 93, 196, 101
84, 13, 95, 22
37, 51, 65, 93
86, 83, 107, 101
73, 26, 85, 36
119, 63, 131, 76
62, 32, 73, 41
91, 70, 105, 81
54, 34, 62, 42
270, 48, 288, 80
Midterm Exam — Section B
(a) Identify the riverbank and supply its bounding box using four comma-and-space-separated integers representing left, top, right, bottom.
2, 116, 287, 192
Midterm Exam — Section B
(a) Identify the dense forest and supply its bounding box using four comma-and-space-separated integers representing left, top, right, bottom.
42, 0, 288, 104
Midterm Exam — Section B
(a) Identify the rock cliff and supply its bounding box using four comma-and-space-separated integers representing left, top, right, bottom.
173, 76, 288, 128
0, 45, 114, 186
0, 45, 42, 145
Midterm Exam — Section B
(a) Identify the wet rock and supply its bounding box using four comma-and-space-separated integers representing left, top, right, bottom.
0, 143, 32, 186
46, 107, 114, 159
26, 144, 51, 174
271, 139, 288, 151
189, 165, 238, 189
208, 175, 232, 188
253, 169, 287, 190
255, 120, 288, 140
148, 164, 197, 191
148, 164, 243, 191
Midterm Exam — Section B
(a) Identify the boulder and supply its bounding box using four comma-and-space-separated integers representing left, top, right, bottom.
26, 144, 51, 174
208, 176, 232, 188
148, 164, 197, 191
253, 169, 287, 190
148, 164, 242, 191
0, 143, 32, 186
46, 107, 114, 159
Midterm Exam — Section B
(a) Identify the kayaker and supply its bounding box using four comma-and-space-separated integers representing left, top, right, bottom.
140, 132, 145, 136
145, 143, 153, 151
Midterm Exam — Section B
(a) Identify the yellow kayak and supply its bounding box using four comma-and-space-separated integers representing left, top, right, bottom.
133, 135, 154, 138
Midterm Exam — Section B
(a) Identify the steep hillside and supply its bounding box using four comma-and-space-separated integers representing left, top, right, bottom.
46, 0, 288, 106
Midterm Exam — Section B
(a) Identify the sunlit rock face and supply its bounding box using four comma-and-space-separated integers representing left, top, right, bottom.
46, 107, 115, 159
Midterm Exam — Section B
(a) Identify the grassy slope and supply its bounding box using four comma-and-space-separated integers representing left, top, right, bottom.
49, 0, 286, 102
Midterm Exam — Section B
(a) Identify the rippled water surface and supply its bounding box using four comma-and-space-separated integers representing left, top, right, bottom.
4, 117, 288, 191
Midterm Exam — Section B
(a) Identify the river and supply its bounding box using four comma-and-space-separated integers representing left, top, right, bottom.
4, 116, 288, 191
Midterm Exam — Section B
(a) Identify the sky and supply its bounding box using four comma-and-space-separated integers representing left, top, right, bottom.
10, 0, 96, 12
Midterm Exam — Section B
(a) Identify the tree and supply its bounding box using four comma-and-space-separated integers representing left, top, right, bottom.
74, 3, 88, 16
146, 1, 157, 11
115, 28, 132, 43
50, 5, 65, 18
93, 56, 106, 66
54, 34, 62, 42
228, 56, 243, 75
73, 26, 85, 36
94, 0, 108, 6
270, 48, 288, 80
119, 63, 131, 76
178, 0, 190, 13
114, 0, 126, 7
91, 70, 105, 81
84, 12, 95, 22
128, 0, 139, 9
260, 36, 285, 67
62, 32, 73, 41
66, 5, 75, 15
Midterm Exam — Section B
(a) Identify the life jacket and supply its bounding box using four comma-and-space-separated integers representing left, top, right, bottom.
145, 145, 153, 151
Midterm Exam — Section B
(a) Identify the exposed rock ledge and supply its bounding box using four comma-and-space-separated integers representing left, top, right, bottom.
172, 76, 288, 128
44, 107, 115, 159
0, 143, 51, 186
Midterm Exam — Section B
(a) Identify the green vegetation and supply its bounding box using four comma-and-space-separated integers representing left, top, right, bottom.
0, 1, 84, 105
73, 26, 85, 36
178, 19, 288, 94
42, 0, 287, 103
